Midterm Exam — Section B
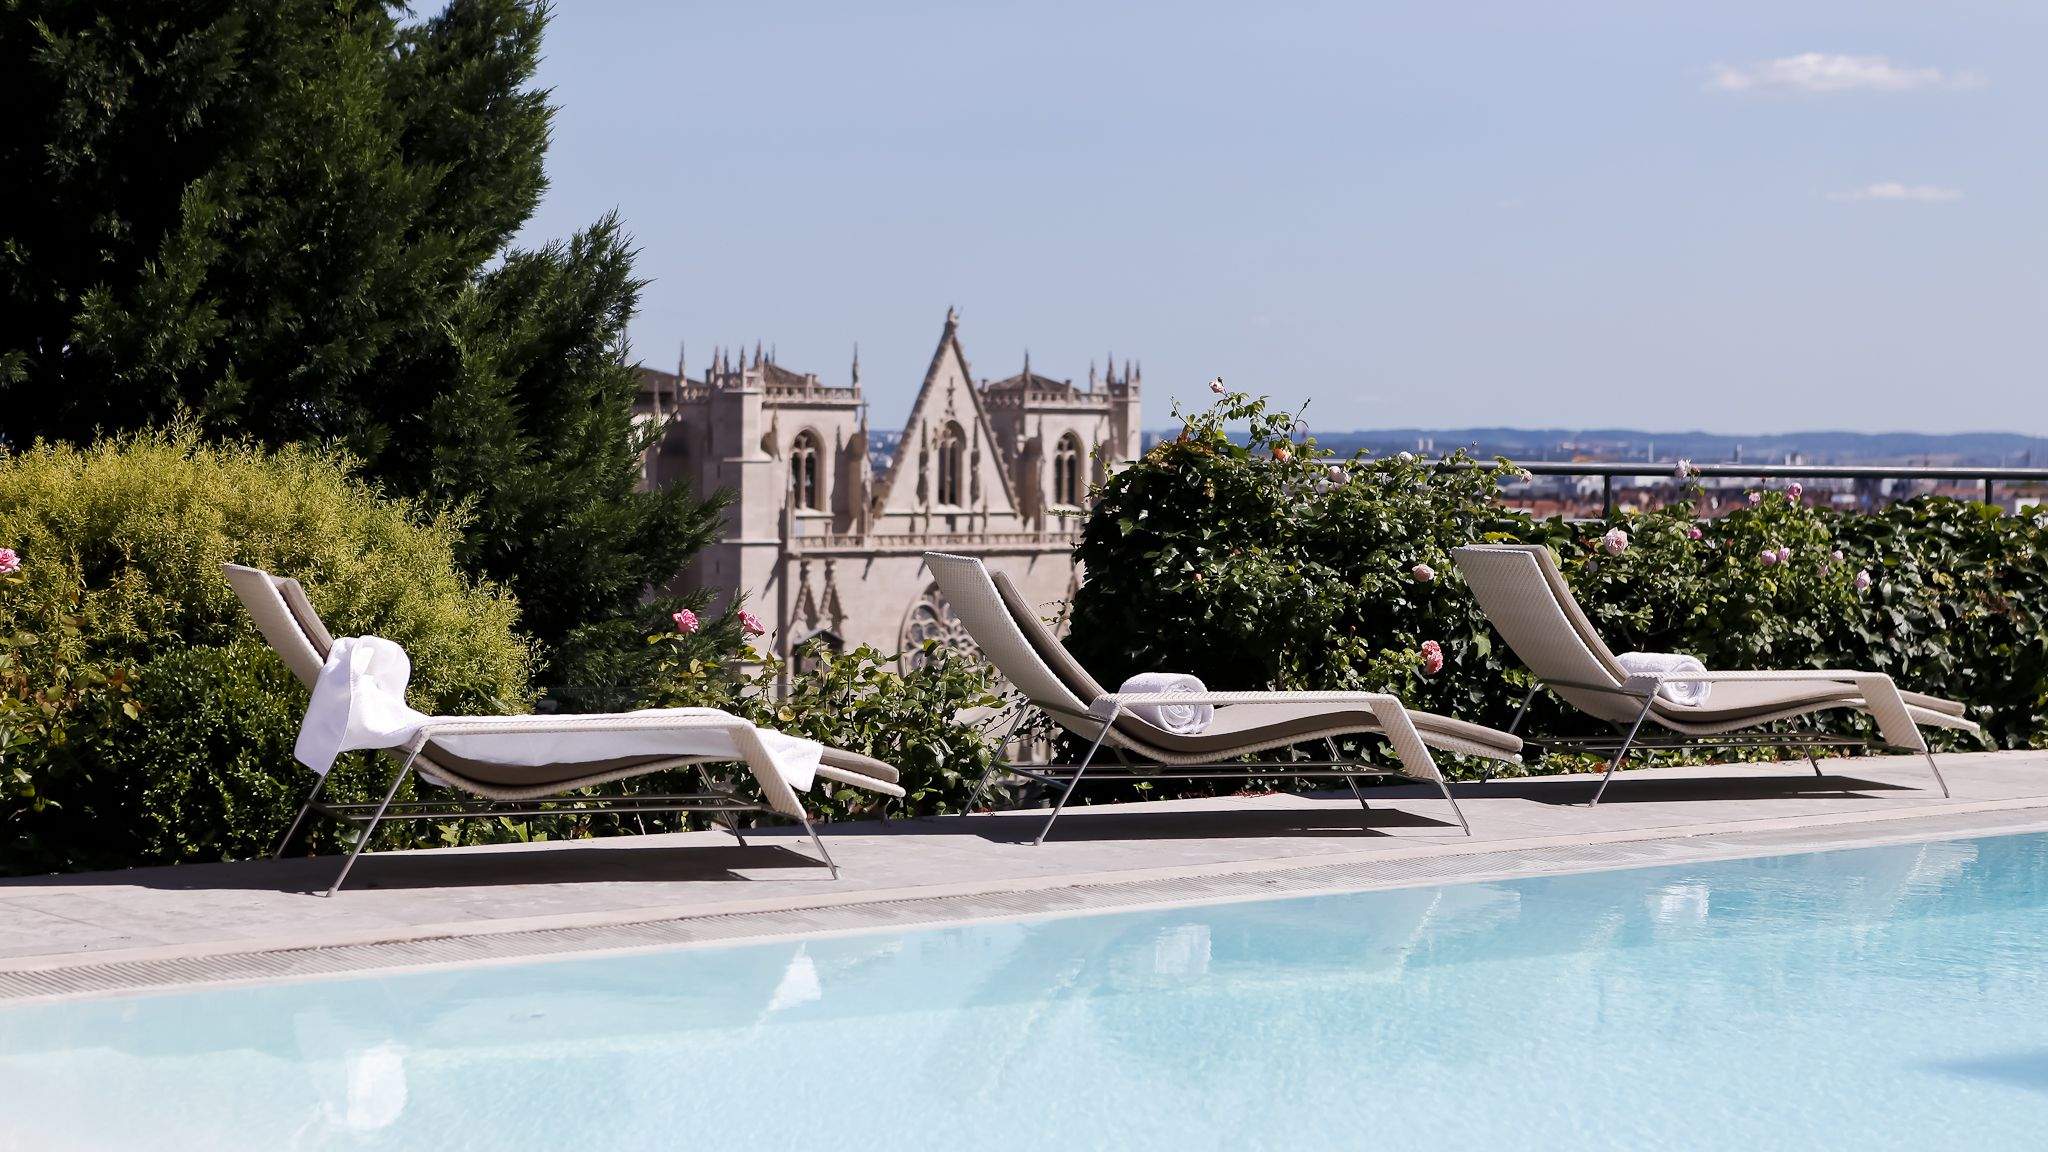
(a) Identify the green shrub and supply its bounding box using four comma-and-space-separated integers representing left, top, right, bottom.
1070, 390, 2036, 778
0, 432, 535, 873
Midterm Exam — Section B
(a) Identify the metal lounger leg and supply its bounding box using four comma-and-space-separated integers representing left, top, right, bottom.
959, 762, 1002, 817
1921, 750, 1951, 799
797, 810, 839, 878
961, 704, 1031, 817
1326, 740, 1370, 814
1436, 776, 1471, 835
1033, 709, 1117, 846
1589, 696, 1656, 807
325, 748, 417, 897
712, 777, 748, 846
1485, 683, 1545, 784
273, 772, 329, 859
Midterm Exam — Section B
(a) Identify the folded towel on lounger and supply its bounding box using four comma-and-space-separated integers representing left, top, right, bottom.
1116, 672, 1215, 735
1616, 651, 1712, 707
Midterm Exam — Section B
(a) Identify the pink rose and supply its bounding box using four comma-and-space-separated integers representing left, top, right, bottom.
1787, 483, 1803, 501
1854, 569, 1873, 594
1759, 548, 1779, 567
1831, 550, 1844, 563
1602, 528, 1629, 556
0, 547, 17, 576
1419, 640, 1444, 677
1748, 491, 1762, 506
1209, 377, 1226, 394
1686, 525, 1704, 541
1412, 562, 1436, 584
1327, 465, 1347, 483
1776, 545, 1793, 564
1674, 459, 1698, 479
739, 610, 766, 637
671, 609, 699, 635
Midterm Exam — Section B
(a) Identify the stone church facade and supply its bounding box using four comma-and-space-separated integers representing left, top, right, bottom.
633, 309, 1141, 668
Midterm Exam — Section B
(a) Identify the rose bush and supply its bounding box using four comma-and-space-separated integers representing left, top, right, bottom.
1069, 388, 2040, 779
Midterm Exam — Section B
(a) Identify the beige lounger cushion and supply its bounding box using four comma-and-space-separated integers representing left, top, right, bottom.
1118, 700, 1523, 759
991, 573, 1110, 699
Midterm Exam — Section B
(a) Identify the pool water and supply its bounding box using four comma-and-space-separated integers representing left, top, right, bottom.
5, 833, 2048, 1151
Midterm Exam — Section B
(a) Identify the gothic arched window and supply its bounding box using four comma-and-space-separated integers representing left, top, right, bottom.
935, 422, 966, 506
1053, 432, 1083, 506
790, 430, 823, 510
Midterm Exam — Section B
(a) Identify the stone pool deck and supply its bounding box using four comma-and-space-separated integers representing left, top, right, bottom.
4, 749, 2048, 1000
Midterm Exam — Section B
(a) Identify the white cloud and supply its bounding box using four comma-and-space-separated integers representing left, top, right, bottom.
1830, 182, 1965, 203
1707, 53, 1983, 94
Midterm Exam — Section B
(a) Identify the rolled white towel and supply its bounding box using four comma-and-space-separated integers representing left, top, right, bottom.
1117, 672, 1214, 735
1615, 652, 1712, 707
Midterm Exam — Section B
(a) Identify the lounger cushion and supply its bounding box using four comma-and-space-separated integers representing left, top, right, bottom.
819, 746, 900, 784
276, 577, 336, 657
1652, 681, 1970, 726
991, 572, 1107, 699
1651, 680, 1861, 724
416, 742, 904, 795
1900, 690, 1968, 718
1117, 701, 1523, 759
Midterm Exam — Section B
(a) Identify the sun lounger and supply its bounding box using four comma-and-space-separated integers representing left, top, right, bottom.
225, 563, 903, 893
1452, 543, 1980, 804
924, 552, 1523, 842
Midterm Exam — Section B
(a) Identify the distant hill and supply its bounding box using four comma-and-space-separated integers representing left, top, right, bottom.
1144, 427, 2048, 467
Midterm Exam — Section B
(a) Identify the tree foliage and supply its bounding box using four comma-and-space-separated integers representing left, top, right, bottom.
0, 0, 721, 678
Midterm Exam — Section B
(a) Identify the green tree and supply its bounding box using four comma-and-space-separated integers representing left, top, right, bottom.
0, 0, 721, 683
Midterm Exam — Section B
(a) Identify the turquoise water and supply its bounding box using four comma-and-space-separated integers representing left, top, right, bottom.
5, 834, 2048, 1151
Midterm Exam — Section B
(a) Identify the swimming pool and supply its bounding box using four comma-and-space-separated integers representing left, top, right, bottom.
4, 831, 2046, 1151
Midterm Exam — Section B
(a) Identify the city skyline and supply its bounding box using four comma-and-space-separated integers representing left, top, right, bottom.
513, 1, 2045, 435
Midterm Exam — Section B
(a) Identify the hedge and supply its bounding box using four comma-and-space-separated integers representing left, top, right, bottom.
1068, 390, 2037, 776
0, 432, 534, 873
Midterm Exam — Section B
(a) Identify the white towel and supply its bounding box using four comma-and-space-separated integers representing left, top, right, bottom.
295, 637, 431, 775
295, 637, 822, 791
1117, 672, 1214, 735
1615, 652, 1712, 707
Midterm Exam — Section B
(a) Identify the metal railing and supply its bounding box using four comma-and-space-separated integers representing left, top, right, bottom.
1473, 460, 2048, 518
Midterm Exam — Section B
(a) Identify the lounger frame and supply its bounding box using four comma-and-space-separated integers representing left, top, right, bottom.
925, 553, 1520, 843
1454, 544, 1972, 806
225, 564, 896, 894
273, 716, 845, 897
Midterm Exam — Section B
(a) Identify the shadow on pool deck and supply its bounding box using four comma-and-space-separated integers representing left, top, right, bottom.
1462, 772, 1915, 805
0, 841, 840, 894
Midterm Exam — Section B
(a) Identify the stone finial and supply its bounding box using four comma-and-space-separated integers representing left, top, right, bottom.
850, 342, 860, 387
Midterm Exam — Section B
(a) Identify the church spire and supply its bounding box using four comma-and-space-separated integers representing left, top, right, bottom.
1022, 348, 1031, 379
850, 342, 861, 388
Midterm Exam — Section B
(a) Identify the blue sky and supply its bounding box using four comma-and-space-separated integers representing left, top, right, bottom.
514, 1, 2046, 434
